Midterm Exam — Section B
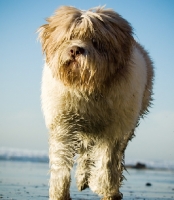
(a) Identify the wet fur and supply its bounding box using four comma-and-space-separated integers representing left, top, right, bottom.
38, 6, 154, 200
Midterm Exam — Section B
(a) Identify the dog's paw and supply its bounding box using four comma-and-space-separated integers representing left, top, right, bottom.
77, 181, 89, 191
80, 182, 89, 191
101, 193, 123, 200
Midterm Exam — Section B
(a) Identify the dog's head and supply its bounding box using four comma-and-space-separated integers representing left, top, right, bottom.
38, 6, 133, 93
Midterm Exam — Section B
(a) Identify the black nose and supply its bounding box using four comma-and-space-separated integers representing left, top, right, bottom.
69, 46, 84, 58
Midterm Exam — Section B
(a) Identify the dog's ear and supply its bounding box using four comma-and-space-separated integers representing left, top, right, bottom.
38, 6, 82, 67
95, 8, 134, 66
38, 23, 56, 66
38, 24, 49, 54
96, 8, 133, 39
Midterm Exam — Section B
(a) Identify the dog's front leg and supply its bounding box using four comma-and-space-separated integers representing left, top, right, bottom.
49, 128, 74, 200
89, 140, 123, 200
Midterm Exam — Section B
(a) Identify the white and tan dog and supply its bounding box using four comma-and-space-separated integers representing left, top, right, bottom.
38, 6, 154, 200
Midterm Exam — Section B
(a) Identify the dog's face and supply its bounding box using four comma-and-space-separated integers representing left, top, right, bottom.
38, 6, 133, 93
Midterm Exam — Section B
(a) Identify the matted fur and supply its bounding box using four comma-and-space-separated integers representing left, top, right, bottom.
38, 5, 154, 200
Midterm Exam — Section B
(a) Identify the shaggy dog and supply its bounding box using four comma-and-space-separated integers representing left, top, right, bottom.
38, 6, 154, 200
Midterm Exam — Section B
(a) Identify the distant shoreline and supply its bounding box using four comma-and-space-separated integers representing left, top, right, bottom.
0, 147, 174, 171
125, 162, 174, 171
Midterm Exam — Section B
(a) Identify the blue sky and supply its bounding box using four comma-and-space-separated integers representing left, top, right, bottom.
0, 0, 174, 161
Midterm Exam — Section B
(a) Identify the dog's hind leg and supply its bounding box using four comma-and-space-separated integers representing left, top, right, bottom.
75, 151, 90, 191
75, 137, 94, 191
49, 128, 75, 200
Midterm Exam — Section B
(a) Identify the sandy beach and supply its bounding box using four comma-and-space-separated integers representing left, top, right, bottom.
0, 160, 174, 200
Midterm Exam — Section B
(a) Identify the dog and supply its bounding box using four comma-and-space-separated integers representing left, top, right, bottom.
38, 6, 154, 200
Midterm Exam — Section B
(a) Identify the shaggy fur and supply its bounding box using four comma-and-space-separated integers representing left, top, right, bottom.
38, 6, 154, 200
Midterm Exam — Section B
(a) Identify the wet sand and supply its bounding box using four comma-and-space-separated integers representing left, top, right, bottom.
0, 161, 174, 200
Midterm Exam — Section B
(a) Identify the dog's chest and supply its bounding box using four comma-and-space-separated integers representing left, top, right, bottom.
59, 94, 113, 134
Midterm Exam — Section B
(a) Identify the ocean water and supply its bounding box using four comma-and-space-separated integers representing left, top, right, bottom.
0, 147, 174, 170
0, 147, 49, 163
0, 147, 174, 199
1, 160, 173, 200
